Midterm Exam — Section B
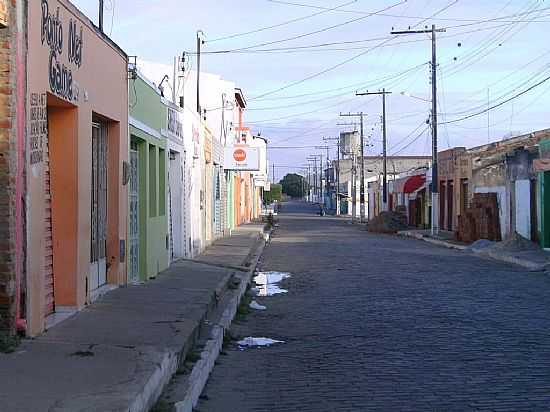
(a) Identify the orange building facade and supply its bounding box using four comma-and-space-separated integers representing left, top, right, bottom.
25, 0, 128, 336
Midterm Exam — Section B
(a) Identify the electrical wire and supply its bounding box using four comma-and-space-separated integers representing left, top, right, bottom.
266, 0, 550, 23
253, 63, 427, 101
443, 63, 550, 116
224, 0, 407, 52
207, 0, 359, 42
440, 1, 543, 78
194, 20, 547, 55
446, 77, 550, 131
248, 0, 459, 101
447, 47, 550, 108
442, 74, 550, 125
248, 63, 427, 111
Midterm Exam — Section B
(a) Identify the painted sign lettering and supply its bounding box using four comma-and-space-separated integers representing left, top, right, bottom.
41, 0, 83, 102
167, 107, 183, 139
29, 93, 47, 165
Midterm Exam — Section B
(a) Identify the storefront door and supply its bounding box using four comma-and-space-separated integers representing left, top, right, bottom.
90, 123, 108, 291
128, 143, 140, 283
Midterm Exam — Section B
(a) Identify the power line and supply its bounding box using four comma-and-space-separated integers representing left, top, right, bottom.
195, 20, 544, 55
442, 74, 550, 125
247, 63, 426, 111
440, 1, 545, 79
252, 63, 426, 101
266, 0, 550, 23
207, 0, 359, 42
248, 0, 459, 101
225, 0, 407, 53
443, 64, 550, 117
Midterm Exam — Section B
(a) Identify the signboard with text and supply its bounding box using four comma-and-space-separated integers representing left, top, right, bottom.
224, 145, 260, 171
166, 107, 183, 140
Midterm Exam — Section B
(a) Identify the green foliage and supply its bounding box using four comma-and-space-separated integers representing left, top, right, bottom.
280, 173, 308, 198
263, 184, 282, 204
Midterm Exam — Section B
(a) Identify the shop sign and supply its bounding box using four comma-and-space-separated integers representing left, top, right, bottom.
41, 0, 83, 102
224, 145, 260, 171
167, 107, 183, 140
0, 0, 8, 28
254, 177, 267, 188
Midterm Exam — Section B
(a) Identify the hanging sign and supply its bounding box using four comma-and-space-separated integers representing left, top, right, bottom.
224, 145, 260, 171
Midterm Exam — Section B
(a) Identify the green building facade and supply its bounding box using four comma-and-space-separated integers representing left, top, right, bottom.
128, 74, 169, 282
538, 140, 550, 250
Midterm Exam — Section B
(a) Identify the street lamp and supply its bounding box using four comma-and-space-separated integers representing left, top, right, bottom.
400, 91, 431, 103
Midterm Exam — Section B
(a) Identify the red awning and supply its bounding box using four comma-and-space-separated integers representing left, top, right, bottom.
393, 174, 426, 194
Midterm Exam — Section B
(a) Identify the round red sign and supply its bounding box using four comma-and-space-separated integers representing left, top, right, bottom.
233, 148, 247, 162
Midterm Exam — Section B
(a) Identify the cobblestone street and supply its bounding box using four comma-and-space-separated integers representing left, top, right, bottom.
198, 201, 550, 412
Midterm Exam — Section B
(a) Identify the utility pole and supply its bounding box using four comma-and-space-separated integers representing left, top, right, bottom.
340, 112, 367, 223
315, 146, 329, 206
196, 31, 204, 114
307, 158, 317, 202
356, 89, 392, 211
391, 24, 445, 235
99, 0, 104, 32
307, 164, 311, 202
337, 138, 341, 215
323, 137, 340, 214
308, 155, 322, 203
272, 163, 276, 183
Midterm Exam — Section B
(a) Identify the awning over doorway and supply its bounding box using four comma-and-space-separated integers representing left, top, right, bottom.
393, 174, 426, 193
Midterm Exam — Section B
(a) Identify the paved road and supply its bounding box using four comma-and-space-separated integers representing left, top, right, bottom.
197, 201, 550, 411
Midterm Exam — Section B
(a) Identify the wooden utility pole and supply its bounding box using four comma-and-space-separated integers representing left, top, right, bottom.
99, 0, 104, 32
356, 89, 392, 211
391, 24, 445, 235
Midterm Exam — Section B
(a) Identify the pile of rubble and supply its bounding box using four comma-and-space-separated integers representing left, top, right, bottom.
367, 211, 408, 234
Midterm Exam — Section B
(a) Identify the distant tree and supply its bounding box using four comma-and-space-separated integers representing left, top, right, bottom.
280, 173, 307, 198
263, 184, 282, 204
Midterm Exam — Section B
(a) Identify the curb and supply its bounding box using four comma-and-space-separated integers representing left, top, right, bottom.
472, 249, 548, 272
398, 231, 467, 251
399, 231, 549, 271
173, 229, 269, 412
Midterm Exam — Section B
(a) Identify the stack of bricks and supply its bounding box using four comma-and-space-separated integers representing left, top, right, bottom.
0, 1, 15, 335
457, 193, 501, 243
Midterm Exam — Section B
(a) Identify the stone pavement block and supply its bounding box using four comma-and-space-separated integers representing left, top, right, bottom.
197, 202, 550, 412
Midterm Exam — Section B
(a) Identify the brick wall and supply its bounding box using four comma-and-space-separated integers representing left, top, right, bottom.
0, 0, 15, 335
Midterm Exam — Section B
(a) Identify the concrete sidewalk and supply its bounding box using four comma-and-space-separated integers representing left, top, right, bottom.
399, 229, 550, 271
0, 223, 266, 412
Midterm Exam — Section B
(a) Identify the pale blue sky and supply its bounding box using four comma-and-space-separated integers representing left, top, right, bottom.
71, 0, 550, 180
